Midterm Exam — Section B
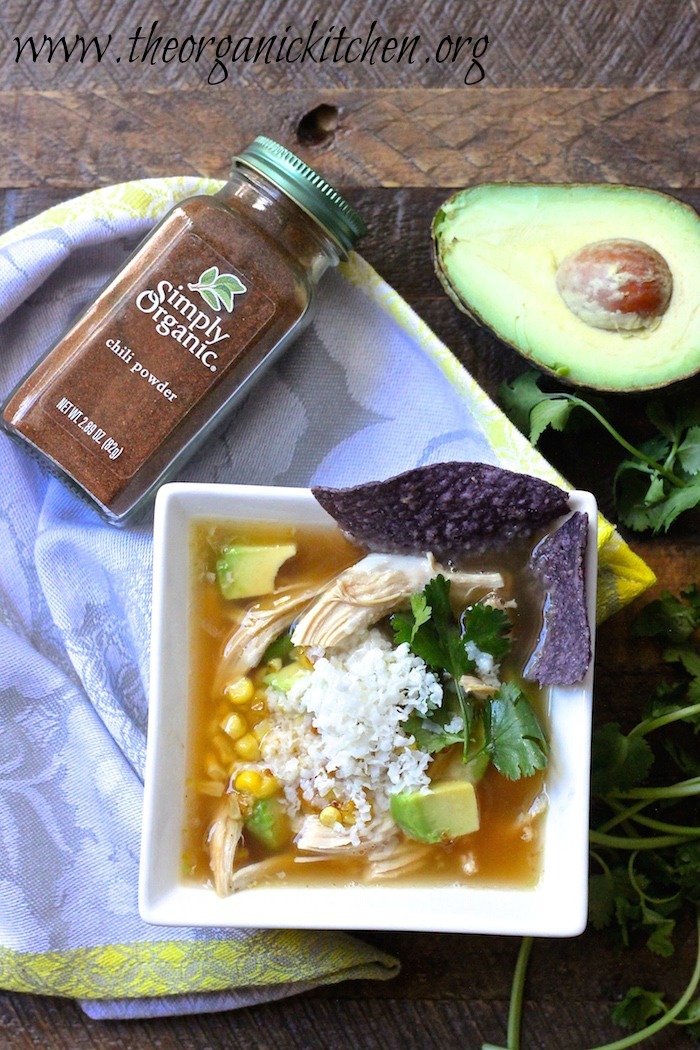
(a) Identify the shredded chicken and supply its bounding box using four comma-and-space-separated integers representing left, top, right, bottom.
459, 674, 499, 698
295, 815, 364, 853
208, 793, 244, 897
292, 553, 503, 649
367, 838, 433, 880
514, 790, 549, 842
213, 584, 318, 692
228, 854, 293, 891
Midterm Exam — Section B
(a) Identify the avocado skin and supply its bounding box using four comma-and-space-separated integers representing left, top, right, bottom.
432, 183, 700, 393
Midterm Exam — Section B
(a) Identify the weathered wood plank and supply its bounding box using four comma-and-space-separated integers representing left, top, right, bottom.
0, 88, 697, 190
1, 0, 696, 91
1, 982, 696, 1049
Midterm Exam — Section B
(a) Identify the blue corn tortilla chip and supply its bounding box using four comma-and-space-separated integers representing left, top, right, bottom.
524, 511, 591, 686
312, 462, 570, 558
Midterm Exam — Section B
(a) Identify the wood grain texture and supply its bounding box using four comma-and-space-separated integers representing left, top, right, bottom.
1, 0, 697, 90
0, 87, 697, 189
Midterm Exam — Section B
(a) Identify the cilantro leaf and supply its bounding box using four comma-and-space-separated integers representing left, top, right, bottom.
678, 426, 700, 474
663, 647, 700, 680
528, 396, 575, 444
676, 997, 700, 1038
644, 914, 676, 958
460, 602, 512, 662
674, 844, 700, 904
610, 987, 667, 1030
392, 575, 477, 680
653, 474, 700, 532
591, 723, 654, 794
499, 371, 578, 444
485, 682, 548, 780
393, 576, 522, 766
499, 371, 552, 435
404, 703, 467, 754
632, 587, 700, 643
588, 872, 616, 930
501, 369, 700, 533
408, 592, 432, 641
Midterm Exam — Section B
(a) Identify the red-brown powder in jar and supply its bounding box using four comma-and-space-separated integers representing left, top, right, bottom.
2, 139, 365, 523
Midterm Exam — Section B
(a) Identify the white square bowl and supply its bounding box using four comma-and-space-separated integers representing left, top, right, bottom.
139, 480, 598, 936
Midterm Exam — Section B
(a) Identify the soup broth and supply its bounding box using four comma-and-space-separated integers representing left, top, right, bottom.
183, 518, 549, 894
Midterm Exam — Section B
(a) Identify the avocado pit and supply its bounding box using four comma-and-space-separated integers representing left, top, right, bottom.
555, 238, 673, 332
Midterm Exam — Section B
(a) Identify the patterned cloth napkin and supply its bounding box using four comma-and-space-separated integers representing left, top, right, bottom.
0, 178, 655, 1019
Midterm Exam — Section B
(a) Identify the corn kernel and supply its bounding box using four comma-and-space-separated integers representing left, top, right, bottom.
211, 732, 236, 762
340, 802, 357, 827
234, 732, 260, 760
220, 712, 247, 740
253, 718, 271, 742
205, 758, 227, 781
224, 677, 255, 705
234, 769, 263, 794
257, 773, 279, 798
319, 806, 341, 828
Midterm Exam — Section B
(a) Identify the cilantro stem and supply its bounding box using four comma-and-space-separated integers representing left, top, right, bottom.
590, 829, 697, 850
590, 849, 613, 879
609, 777, 700, 800
507, 936, 533, 1049
455, 681, 471, 761
584, 908, 700, 1050
596, 799, 651, 835
597, 798, 700, 838
628, 702, 700, 738
626, 812, 700, 837
627, 851, 680, 907
481, 936, 533, 1050
565, 396, 686, 488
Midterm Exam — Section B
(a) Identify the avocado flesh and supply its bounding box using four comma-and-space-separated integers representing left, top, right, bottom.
264, 661, 308, 693
390, 781, 480, 844
245, 797, 291, 851
216, 543, 296, 600
433, 184, 700, 391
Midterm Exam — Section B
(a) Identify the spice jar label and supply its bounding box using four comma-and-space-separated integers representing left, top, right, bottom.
32, 232, 276, 484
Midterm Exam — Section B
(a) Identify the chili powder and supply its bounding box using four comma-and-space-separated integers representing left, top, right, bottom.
2, 137, 365, 524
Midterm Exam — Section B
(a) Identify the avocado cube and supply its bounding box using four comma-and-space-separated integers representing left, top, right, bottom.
244, 797, 291, 851
264, 661, 307, 693
390, 781, 480, 844
216, 543, 296, 600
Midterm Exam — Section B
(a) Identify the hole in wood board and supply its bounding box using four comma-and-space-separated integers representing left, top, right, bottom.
296, 104, 339, 148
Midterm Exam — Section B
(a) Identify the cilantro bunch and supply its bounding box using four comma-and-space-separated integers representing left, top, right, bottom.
501, 371, 700, 533
483, 587, 700, 1050
392, 575, 548, 780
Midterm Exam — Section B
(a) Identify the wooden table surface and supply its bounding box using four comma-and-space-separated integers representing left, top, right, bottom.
1, 2, 698, 1048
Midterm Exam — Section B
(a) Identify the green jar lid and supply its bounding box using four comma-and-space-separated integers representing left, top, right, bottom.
233, 136, 366, 255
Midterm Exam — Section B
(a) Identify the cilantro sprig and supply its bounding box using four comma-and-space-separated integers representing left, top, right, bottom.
500, 370, 700, 533
483, 586, 700, 1050
392, 575, 547, 779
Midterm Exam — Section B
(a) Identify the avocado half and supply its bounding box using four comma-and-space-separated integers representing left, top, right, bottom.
432, 183, 700, 392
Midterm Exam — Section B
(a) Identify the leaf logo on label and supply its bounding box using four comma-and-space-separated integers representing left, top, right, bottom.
188, 266, 247, 313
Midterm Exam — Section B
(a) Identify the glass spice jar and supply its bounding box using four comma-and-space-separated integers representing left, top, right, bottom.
2, 136, 366, 525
